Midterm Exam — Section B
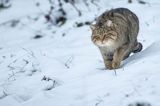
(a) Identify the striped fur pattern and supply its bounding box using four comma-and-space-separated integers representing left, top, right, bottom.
91, 8, 142, 70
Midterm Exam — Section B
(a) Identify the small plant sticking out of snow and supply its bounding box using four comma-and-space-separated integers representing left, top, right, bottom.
0, 0, 11, 9
33, 35, 43, 39
40, 0, 98, 27
10, 20, 20, 27
41, 76, 61, 91
137, 0, 147, 5
5, 48, 41, 81
75, 21, 91, 27
128, 101, 151, 106
128, 0, 132, 3
128, 0, 149, 5
43, 0, 67, 26
0, 90, 8, 99
64, 55, 74, 69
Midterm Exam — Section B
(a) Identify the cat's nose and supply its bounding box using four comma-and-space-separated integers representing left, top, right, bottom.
102, 40, 106, 44
102, 39, 108, 44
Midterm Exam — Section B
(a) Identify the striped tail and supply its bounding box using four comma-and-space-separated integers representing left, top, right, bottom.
133, 42, 143, 53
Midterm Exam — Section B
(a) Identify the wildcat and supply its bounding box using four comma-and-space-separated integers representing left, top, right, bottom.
91, 8, 142, 70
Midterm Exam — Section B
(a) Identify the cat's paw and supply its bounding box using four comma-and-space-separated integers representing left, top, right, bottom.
104, 61, 112, 70
106, 64, 113, 70
112, 61, 120, 69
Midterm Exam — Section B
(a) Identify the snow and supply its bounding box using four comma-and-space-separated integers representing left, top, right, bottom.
0, 0, 160, 106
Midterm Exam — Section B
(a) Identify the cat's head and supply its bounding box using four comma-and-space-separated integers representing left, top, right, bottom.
90, 23, 118, 47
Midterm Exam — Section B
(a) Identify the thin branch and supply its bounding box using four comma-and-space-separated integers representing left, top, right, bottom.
41, 76, 59, 90
65, 55, 74, 69
114, 69, 117, 76
91, 0, 101, 10
69, 2, 82, 16
22, 48, 36, 58
0, 90, 8, 99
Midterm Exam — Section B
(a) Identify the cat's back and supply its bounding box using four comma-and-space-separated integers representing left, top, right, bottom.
108, 8, 135, 16
109, 8, 139, 22
96, 8, 139, 26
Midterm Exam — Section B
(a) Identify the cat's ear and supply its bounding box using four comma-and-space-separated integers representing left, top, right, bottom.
106, 20, 113, 27
108, 11, 114, 18
110, 12, 114, 17
90, 24, 96, 30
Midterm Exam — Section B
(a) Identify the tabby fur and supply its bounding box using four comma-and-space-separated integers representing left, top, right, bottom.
91, 8, 142, 70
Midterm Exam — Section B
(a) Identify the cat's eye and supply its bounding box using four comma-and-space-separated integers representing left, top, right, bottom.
104, 35, 108, 38
92, 36, 100, 41
103, 34, 109, 39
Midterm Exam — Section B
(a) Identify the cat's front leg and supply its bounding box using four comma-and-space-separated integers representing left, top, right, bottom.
112, 61, 121, 69
112, 45, 130, 69
104, 59, 112, 70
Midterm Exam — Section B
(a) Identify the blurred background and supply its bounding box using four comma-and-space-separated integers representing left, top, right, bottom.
0, 0, 160, 106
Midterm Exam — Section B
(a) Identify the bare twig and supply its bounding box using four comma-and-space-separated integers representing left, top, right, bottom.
137, 0, 150, 6
65, 55, 74, 69
91, 0, 101, 10
114, 69, 117, 76
0, 90, 8, 99
22, 48, 36, 58
42, 76, 59, 90
95, 96, 104, 106
69, 2, 82, 16
0, 0, 11, 9
8, 71, 16, 81
128, 0, 132, 3
0, 12, 42, 27
130, 81, 141, 96
82, 0, 90, 11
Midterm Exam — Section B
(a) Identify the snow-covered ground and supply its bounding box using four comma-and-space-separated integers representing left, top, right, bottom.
0, 0, 160, 106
